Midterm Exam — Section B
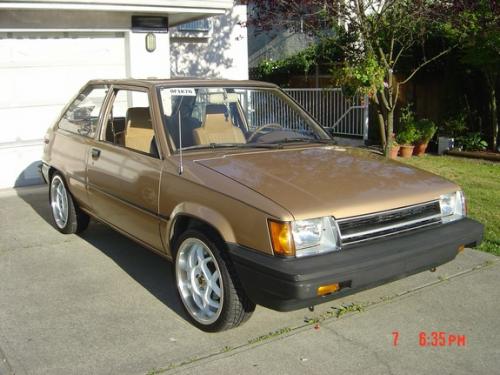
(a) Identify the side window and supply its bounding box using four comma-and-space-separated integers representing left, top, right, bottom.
103, 89, 158, 158
58, 85, 108, 137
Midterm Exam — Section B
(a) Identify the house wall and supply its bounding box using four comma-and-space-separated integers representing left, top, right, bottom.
0, 2, 232, 189
170, 5, 248, 80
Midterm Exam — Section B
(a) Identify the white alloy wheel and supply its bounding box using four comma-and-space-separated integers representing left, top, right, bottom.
176, 238, 224, 325
50, 175, 69, 229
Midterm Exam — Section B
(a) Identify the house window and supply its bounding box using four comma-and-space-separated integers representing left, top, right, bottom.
177, 19, 211, 32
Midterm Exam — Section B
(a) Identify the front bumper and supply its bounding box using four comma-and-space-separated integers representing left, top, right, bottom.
228, 218, 483, 311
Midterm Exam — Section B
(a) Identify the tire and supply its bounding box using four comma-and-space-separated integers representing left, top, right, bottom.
49, 173, 90, 234
174, 229, 255, 332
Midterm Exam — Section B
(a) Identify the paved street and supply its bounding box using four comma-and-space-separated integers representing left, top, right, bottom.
1, 186, 499, 375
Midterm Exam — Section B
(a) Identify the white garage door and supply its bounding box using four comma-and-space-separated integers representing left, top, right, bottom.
0, 32, 126, 144
0, 32, 126, 188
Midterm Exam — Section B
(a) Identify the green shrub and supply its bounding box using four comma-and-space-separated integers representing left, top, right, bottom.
399, 104, 416, 128
416, 119, 437, 144
396, 105, 419, 145
396, 126, 419, 145
441, 113, 467, 138
389, 132, 399, 147
456, 132, 488, 151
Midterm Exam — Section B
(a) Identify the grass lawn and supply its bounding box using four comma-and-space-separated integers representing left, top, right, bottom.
400, 155, 499, 256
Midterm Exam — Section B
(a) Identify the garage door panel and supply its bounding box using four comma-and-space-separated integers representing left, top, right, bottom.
0, 34, 125, 67
0, 32, 126, 143
0, 64, 124, 108
0, 106, 63, 143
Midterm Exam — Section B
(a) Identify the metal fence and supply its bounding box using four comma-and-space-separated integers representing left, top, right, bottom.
247, 90, 311, 132
284, 88, 369, 139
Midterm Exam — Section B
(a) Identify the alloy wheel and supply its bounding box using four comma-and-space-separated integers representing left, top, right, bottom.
176, 238, 224, 325
50, 175, 69, 229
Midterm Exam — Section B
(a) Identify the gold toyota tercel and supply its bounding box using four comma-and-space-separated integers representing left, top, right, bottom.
41, 79, 484, 331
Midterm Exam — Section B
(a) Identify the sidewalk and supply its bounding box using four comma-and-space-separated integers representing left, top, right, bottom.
0, 186, 498, 375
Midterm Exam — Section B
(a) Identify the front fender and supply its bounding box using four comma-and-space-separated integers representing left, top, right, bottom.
162, 202, 237, 257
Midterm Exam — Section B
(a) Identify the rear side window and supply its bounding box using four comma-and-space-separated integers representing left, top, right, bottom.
58, 85, 108, 137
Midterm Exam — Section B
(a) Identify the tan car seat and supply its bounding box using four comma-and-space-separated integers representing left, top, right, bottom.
124, 107, 154, 154
193, 104, 245, 145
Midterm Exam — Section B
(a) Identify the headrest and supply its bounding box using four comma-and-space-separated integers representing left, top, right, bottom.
126, 107, 152, 129
207, 93, 239, 105
202, 104, 232, 130
205, 104, 228, 115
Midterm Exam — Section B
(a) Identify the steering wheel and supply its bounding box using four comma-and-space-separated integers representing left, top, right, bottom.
247, 123, 283, 142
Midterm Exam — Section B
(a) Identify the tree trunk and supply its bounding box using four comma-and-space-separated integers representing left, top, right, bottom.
489, 84, 498, 151
377, 112, 386, 150
485, 72, 498, 151
376, 104, 387, 149
385, 108, 395, 156
371, 93, 387, 149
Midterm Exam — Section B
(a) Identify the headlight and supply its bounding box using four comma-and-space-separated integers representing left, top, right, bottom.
440, 191, 466, 223
268, 217, 340, 257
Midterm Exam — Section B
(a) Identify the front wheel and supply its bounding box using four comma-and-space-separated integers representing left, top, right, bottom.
174, 229, 255, 332
49, 173, 89, 234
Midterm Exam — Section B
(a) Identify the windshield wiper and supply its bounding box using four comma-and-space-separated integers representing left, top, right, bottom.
271, 138, 337, 146
235, 143, 282, 149
178, 139, 334, 152
179, 142, 281, 151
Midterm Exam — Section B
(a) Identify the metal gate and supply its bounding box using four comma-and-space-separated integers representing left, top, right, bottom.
284, 88, 369, 139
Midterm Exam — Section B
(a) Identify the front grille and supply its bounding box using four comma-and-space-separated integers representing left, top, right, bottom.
337, 201, 442, 245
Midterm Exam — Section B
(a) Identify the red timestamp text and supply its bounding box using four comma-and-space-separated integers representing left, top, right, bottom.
419, 331, 467, 347
391, 331, 467, 347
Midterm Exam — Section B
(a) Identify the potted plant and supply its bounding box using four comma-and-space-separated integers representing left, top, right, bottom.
414, 119, 437, 156
388, 132, 400, 159
396, 126, 418, 158
396, 105, 418, 158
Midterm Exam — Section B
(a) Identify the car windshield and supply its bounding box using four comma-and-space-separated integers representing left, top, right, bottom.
158, 87, 332, 151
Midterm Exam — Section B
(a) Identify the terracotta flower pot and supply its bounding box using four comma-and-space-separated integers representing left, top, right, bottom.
389, 145, 400, 159
413, 142, 428, 156
399, 145, 414, 158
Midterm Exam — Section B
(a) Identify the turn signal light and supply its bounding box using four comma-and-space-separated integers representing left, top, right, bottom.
268, 220, 295, 256
457, 245, 465, 253
317, 283, 340, 296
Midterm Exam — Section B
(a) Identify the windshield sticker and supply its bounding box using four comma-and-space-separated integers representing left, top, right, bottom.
169, 88, 196, 96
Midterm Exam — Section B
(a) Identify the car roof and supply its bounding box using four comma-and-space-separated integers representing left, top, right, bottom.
86, 78, 279, 89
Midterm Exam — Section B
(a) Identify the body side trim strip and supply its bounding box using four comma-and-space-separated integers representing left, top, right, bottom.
87, 182, 169, 221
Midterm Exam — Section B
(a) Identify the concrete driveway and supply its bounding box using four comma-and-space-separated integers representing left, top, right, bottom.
1, 186, 499, 375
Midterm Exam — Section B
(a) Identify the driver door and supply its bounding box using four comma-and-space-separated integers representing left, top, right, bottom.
86, 87, 164, 251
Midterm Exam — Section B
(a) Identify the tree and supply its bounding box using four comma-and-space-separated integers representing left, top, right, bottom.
452, 0, 499, 150
246, 0, 466, 155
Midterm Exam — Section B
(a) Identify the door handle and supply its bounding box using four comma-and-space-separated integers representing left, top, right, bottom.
91, 148, 101, 160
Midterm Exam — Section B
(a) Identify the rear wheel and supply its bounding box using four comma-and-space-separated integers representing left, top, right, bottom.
49, 173, 89, 234
174, 229, 255, 332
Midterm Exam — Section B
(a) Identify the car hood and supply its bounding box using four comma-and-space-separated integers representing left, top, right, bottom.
194, 146, 458, 220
